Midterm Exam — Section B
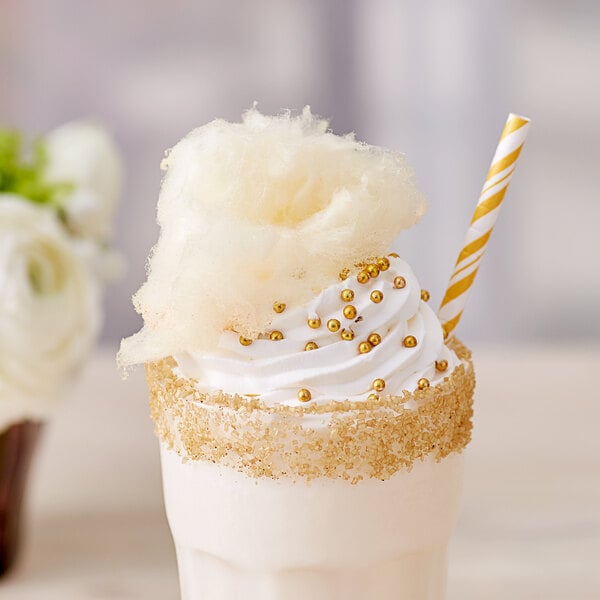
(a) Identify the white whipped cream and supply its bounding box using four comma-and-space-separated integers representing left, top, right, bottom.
175, 256, 458, 406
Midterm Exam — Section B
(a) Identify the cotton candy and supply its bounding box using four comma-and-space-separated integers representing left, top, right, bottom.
118, 107, 426, 366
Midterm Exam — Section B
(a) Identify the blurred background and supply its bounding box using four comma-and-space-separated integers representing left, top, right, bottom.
2, 0, 599, 345
1, 2, 600, 598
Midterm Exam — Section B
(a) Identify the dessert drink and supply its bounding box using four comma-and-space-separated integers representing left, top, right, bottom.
147, 260, 474, 599
120, 107, 476, 599
159, 447, 465, 600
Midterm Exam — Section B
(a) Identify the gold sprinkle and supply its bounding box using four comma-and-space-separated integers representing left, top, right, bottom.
403, 335, 417, 348
370, 290, 384, 303
417, 378, 430, 390
297, 388, 312, 402
368, 333, 382, 346
340, 289, 354, 302
339, 268, 350, 281
343, 305, 357, 319
358, 341, 372, 354
308, 318, 321, 329
146, 337, 475, 483
341, 328, 355, 341
366, 263, 380, 278
393, 276, 406, 289
270, 330, 284, 341
273, 302, 286, 313
327, 319, 341, 332
367, 393, 379, 402
420, 289, 430, 302
436, 359, 448, 372
442, 325, 450, 339
357, 270, 370, 284
372, 378, 386, 392
305, 341, 319, 351
377, 257, 390, 271
239, 336, 252, 346
388, 252, 400, 258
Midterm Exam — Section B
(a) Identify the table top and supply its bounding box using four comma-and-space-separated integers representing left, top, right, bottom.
0, 343, 598, 599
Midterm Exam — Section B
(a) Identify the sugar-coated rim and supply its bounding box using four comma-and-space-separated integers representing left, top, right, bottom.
146, 338, 475, 483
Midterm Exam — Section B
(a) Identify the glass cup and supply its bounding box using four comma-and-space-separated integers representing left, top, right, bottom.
147, 341, 474, 600
161, 447, 464, 600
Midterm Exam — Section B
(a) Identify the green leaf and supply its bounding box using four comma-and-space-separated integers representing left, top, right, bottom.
0, 127, 73, 213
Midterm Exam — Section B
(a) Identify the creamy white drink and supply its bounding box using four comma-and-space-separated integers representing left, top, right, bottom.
120, 108, 475, 600
161, 451, 464, 600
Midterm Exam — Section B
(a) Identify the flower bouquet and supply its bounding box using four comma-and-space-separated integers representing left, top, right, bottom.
0, 121, 122, 574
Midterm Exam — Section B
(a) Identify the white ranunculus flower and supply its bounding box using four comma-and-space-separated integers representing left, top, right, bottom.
71, 238, 125, 283
44, 120, 123, 243
0, 195, 100, 431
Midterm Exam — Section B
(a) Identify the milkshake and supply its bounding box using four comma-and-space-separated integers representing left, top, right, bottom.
120, 107, 475, 599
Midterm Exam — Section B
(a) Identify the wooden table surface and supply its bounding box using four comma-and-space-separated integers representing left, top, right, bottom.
0, 344, 597, 599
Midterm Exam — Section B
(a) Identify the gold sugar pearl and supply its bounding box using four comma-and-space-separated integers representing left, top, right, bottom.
370, 290, 384, 303
417, 378, 430, 390
297, 388, 312, 402
388, 252, 400, 258
435, 359, 448, 372
357, 270, 370, 284
327, 318, 341, 332
273, 302, 286, 313
358, 341, 372, 354
377, 257, 390, 271
341, 328, 355, 341
308, 317, 321, 329
305, 341, 319, 351
420, 289, 431, 302
403, 335, 417, 348
366, 263, 380, 278
239, 336, 252, 346
367, 333, 382, 346
372, 378, 386, 392
393, 276, 406, 289
339, 268, 350, 281
343, 305, 357, 319
270, 330, 284, 341
340, 289, 354, 302
367, 393, 379, 402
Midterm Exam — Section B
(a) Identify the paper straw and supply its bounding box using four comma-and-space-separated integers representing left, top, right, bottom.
438, 113, 530, 339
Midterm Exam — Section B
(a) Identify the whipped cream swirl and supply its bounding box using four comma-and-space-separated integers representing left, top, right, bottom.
175, 256, 458, 407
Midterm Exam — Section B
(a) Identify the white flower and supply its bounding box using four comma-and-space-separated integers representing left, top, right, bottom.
44, 120, 123, 243
71, 238, 125, 283
0, 195, 100, 431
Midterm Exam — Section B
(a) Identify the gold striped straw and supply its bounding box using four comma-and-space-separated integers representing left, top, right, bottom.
438, 113, 531, 339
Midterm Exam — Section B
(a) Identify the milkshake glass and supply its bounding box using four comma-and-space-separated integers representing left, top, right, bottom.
120, 107, 476, 600
148, 337, 473, 600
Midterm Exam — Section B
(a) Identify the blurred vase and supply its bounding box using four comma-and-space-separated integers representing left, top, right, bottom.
0, 421, 41, 576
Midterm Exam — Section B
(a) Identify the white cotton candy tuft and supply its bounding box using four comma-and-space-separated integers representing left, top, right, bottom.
118, 107, 427, 366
